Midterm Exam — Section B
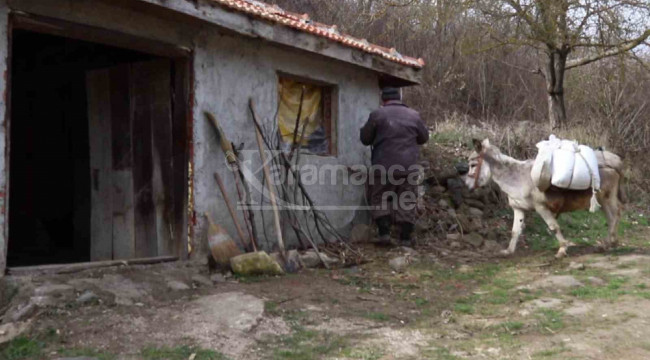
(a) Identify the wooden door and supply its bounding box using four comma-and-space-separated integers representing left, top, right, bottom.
86, 59, 175, 261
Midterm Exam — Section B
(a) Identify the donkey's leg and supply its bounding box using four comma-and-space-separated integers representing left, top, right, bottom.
601, 195, 621, 249
502, 208, 525, 255
535, 205, 571, 258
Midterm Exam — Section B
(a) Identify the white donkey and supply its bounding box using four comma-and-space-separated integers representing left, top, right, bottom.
462, 139, 625, 258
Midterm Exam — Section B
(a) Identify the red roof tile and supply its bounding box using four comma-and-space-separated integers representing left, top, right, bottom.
208, 0, 425, 69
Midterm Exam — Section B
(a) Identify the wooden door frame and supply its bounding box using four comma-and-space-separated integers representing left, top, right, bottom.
4, 12, 192, 273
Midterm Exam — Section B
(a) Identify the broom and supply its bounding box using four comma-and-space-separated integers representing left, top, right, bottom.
205, 213, 242, 267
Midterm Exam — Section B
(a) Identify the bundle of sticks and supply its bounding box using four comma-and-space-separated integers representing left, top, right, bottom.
205, 95, 364, 269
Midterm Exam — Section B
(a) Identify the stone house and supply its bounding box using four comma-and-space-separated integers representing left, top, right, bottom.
0, 0, 423, 275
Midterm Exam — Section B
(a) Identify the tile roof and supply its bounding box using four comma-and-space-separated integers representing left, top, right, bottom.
208, 0, 425, 69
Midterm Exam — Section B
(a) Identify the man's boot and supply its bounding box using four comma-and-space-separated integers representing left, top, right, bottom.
375, 216, 392, 245
400, 222, 415, 247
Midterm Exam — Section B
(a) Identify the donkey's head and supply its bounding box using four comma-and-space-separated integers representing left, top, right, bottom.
462, 139, 496, 190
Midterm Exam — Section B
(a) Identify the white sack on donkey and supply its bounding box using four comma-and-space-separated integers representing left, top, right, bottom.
531, 135, 601, 212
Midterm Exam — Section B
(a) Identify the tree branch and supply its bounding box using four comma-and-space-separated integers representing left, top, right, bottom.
566, 29, 650, 70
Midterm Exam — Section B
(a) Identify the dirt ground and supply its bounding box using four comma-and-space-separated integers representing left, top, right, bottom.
4, 225, 650, 360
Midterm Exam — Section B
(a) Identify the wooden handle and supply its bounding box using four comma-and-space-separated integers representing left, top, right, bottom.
250, 99, 286, 257
214, 172, 249, 249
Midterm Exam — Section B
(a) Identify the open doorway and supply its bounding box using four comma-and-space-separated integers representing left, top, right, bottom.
8, 25, 190, 267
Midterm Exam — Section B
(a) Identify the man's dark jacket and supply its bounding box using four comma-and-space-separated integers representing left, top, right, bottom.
360, 101, 429, 174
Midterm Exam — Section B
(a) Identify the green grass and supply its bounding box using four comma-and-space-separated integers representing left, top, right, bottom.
432, 131, 473, 148
271, 326, 348, 360
0, 337, 44, 360
57, 347, 116, 360
533, 346, 569, 358
499, 321, 524, 332
454, 303, 474, 314
339, 347, 385, 360
421, 347, 462, 360
570, 276, 628, 300
363, 312, 390, 322
140, 345, 228, 360
415, 298, 429, 307
524, 210, 647, 252
265, 301, 280, 316
537, 309, 565, 332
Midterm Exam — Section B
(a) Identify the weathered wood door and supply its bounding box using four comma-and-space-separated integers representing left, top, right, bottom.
86, 60, 176, 261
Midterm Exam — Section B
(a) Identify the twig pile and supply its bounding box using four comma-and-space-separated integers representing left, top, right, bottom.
248, 98, 365, 267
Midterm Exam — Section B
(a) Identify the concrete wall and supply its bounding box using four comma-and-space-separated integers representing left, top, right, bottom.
194, 29, 378, 255
1, 0, 380, 269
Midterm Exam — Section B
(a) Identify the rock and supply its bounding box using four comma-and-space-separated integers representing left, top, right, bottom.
438, 199, 450, 209
350, 224, 372, 243
389, 256, 409, 272
29, 296, 55, 307
76, 291, 98, 304
446, 178, 465, 208
454, 213, 470, 230
450, 241, 462, 249
468, 217, 484, 232
464, 198, 485, 210
611, 268, 641, 276
416, 217, 433, 232
76, 274, 150, 306
34, 283, 73, 297
587, 277, 606, 286
463, 233, 484, 248
231, 251, 285, 276
400, 247, 418, 256
0, 278, 19, 310
484, 240, 501, 252
284, 250, 303, 273
564, 302, 592, 316
525, 298, 563, 310
568, 262, 586, 271
486, 231, 499, 242
458, 265, 472, 273
191, 275, 214, 287
299, 251, 338, 269
299, 251, 321, 268
468, 207, 484, 217
191, 292, 264, 332
166, 280, 190, 291
0, 321, 31, 345
431, 185, 446, 194
531, 275, 584, 289
518, 309, 531, 317
6, 302, 37, 322
210, 274, 227, 283
447, 233, 461, 241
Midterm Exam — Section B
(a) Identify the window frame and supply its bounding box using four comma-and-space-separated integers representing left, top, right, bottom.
276, 72, 338, 157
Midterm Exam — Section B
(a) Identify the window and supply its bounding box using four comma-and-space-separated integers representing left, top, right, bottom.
277, 76, 336, 156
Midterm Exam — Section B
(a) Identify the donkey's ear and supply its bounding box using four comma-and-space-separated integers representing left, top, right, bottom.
472, 139, 483, 152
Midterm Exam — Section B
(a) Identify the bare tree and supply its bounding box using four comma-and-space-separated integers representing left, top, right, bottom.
476, 0, 650, 129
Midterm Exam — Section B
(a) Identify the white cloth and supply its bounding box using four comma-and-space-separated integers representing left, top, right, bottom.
531, 135, 601, 191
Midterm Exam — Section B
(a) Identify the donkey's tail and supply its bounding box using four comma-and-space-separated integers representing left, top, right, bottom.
617, 171, 628, 204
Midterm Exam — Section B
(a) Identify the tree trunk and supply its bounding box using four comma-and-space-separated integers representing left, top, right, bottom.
548, 91, 566, 130
545, 48, 569, 130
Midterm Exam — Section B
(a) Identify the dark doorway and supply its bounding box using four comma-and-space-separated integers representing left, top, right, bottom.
8, 28, 188, 267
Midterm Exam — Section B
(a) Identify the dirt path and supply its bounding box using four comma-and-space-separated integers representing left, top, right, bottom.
4, 237, 650, 360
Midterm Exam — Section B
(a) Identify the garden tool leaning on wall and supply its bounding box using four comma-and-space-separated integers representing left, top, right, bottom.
205, 111, 258, 252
